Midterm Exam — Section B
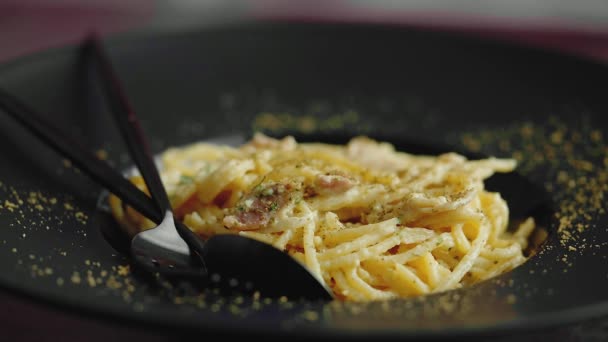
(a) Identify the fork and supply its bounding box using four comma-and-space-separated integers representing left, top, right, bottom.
85, 36, 208, 276
0, 86, 205, 279
86, 35, 333, 300
0, 35, 204, 277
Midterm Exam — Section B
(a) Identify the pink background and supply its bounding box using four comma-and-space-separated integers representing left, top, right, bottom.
1, 0, 608, 63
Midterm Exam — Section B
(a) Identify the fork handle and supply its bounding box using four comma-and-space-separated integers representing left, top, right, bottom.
86, 35, 173, 215
0, 88, 162, 224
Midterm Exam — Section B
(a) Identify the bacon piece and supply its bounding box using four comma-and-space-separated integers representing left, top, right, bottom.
223, 183, 292, 231
246, 132, 296, 151
212, 189, 232, 208
315, 173, 357, 195
303, 185, 317, 199
173, 193, 201, 219
346, 136, 407, 171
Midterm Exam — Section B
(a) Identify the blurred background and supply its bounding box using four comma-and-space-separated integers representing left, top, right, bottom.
1, 0, 608, 63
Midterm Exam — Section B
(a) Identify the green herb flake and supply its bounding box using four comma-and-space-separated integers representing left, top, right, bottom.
253, 177, 267, 194
269, 202, 279, 211
179, 175, 194, 185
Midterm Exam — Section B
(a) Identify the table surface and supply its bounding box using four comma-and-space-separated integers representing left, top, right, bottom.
2, 289, 608, 341
1, 1, 608, 341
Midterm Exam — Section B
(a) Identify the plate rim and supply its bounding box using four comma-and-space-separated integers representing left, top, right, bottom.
0, 19, 607, 339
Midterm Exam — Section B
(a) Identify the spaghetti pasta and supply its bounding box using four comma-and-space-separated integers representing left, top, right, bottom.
109, 133, 535, 301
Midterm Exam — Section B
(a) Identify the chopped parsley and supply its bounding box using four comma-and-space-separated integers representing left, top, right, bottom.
252, 176, 267, 195
269, 202, 279, 211
179, 175, 194, 185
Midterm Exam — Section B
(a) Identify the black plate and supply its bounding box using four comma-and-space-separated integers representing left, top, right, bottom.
0, 22, 607, 340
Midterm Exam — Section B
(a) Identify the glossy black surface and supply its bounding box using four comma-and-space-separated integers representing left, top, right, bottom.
0, 22, 606, 339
